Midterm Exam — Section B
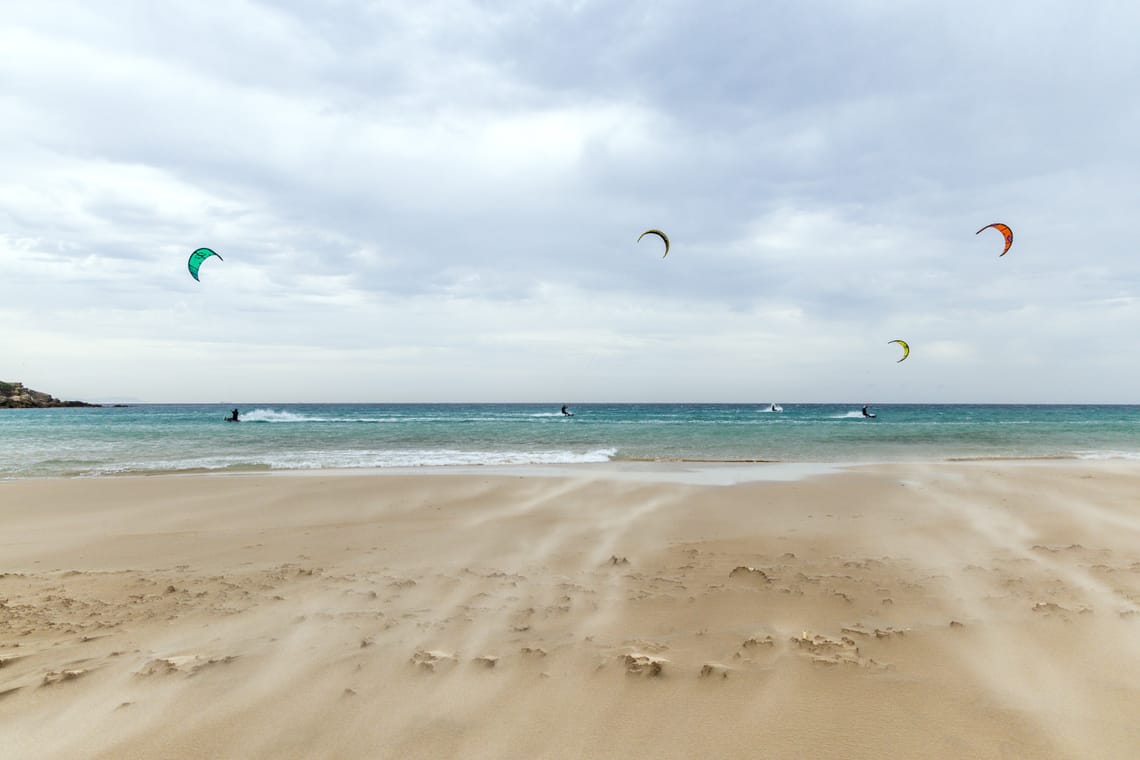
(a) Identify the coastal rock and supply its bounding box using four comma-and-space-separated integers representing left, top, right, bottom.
0, 382, 98, 409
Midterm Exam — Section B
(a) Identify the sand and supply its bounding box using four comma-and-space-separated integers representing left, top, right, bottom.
1, 461, 1139, 759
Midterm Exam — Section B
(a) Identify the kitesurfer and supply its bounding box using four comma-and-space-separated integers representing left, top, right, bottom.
227, 408, 240, 422
561, 404, 572, 416
862, 404, 873, 418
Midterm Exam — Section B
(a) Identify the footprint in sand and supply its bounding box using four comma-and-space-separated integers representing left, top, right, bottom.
699, 662, 733, 679
1032, 601, 1069, 615
0, 654, 29, 669
622, 653, 667, 677
792, 631, 881, 668
136, 655, 237, 677
735, 634, 778, 664
729, 566, 771, 583
41, 669, 88, 686
410, 649, 457, 673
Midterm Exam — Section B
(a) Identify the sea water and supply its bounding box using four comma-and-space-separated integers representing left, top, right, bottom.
1, 403, 1138, 478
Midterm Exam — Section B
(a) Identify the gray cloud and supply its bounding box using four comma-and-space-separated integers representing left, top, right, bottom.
2, 1, 1138, 401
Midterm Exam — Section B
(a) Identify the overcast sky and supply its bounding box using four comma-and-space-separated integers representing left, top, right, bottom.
2, 1, 1138, 403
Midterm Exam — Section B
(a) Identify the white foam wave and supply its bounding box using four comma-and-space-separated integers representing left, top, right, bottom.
235, 409, 580, 424
270, 448, 619, 469
236, 409, 418, 423
830, 411, 870, 419
89, 447, 619, 475
237, 409, 313, 423
1075, 450, 1140, 460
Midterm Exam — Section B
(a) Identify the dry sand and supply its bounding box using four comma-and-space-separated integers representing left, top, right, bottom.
1, 461, 1139, 759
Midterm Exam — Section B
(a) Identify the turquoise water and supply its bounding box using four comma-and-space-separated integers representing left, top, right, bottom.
1, 403, 1139, 478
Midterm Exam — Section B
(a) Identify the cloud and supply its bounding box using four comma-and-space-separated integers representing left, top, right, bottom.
2, 1, 1139, 401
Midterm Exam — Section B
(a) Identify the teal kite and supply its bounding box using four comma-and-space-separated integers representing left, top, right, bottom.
188, 248, 223, 282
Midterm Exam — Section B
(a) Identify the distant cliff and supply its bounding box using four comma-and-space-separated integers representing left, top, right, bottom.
0, 382, 99, 408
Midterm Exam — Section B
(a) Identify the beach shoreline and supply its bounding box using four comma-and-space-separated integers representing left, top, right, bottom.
6, 453, 1134, 487
2, 462, 1139, 758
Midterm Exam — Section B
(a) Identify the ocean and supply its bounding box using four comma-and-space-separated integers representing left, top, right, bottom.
2, 403, 1139, 479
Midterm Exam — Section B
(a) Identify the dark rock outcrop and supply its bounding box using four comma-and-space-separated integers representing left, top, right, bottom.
0, 382, 99, 408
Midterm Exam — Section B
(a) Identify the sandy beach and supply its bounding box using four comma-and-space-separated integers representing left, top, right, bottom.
2, 462, 1139, 759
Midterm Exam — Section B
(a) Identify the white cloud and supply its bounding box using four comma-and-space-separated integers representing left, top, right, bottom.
2, 1, 1139, 401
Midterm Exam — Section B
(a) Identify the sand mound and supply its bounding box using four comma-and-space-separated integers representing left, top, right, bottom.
410, 649, 457, 673
622, 653, 667, 676
136, 655, 237, 677
729, 566, 771, 582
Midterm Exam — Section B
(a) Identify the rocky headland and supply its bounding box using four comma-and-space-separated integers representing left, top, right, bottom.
0, 381, 99, 408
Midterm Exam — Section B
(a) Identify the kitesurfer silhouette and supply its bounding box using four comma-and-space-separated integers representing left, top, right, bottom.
561, 405, 572, 416
862, 404, 874, 418
226, 408, 240, 422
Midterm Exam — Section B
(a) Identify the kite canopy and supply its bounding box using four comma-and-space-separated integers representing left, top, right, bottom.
638, 229, 670, 258
888, 339, 910, 362
188, 248, 223, 281
976, 223, 1013, 257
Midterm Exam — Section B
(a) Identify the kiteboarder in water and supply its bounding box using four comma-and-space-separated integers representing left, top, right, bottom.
226, 408, 240, 422
561, 405, 573, 416
862, 404, 875, 418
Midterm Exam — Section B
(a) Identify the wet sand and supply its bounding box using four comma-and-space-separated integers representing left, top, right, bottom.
2, 462, 1139, 759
